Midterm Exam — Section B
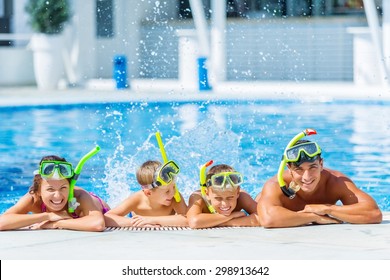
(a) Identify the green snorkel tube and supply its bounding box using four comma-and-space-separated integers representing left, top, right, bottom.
278, 129, 317, 199
200, 160, 217, 214
68, 145, 101, 213
155, 131, 181, 203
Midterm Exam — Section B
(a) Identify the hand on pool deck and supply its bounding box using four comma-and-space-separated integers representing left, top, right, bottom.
257, 139, 383, 228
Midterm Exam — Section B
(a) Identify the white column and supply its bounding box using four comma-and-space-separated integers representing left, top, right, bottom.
69, 0, 96, 83
211, 0, 226, 82
348, 27, 381, 85
363, 0, 388, 85
176, 29, 198, 90
383, 0, 390, 76
188, 0, 210, 57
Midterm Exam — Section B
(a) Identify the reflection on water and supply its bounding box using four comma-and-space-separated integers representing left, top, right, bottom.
1, 99, 390, 212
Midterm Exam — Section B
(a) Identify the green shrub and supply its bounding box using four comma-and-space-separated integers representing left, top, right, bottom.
25, 0, 71, 34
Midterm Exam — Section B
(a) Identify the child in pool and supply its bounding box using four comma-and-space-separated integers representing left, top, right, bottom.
0, 155, 109, 232
187, 162, 259, 229
104, 160, 188, 227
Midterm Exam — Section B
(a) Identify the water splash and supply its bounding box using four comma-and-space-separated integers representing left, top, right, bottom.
102, 118, 261, 207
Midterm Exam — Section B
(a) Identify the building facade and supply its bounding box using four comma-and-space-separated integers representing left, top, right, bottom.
0, 0, 382, 86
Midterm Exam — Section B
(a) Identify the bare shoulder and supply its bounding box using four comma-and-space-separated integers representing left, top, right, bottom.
326, 168, 350, 179
238, 189, 254, 200
324, 168, 355, 189
4, 193, 36, 214
324, 168, 373, 199
118, 191, 144, 206
73, 187, 99, 206
73, 187, 90, 197
257, 175, 286, 208
187, 191, 207, 215
261, 176, 281, 196
188, 190, 202, 204
237, 189, 257, 214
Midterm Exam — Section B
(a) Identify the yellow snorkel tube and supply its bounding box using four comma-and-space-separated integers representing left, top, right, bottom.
278, 128, 317, 199
200, 160, 217, 214
155, 131, 181, 202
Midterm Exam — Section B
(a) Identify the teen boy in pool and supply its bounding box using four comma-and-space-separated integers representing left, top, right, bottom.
257, 129, 382, 228
187, 162, 259, 229
104, 160, 188, 227
0, 155, 108, 231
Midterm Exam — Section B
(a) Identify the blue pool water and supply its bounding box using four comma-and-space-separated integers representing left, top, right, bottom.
1, 99, 390, 213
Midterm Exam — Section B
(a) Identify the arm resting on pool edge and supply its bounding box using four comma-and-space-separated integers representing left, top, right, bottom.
257, 180, 341, 228
38, 210, 105, 231
299, 197, 382, 224
186, 194, 247, 229
219, 213, 260, 227
0, 194, 69, 231
258, 204, 342, 228
298, 174, 382, 224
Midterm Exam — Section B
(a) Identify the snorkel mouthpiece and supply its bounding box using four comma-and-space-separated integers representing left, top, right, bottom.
277, 129, 317, 199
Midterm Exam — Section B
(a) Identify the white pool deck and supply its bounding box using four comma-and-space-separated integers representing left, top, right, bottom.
1, 80, 390, 261
1, 79, 390, 106
0, 214, 389, 260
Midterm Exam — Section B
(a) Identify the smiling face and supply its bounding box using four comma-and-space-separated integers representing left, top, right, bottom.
288, 158, 323, 193
206, 187, 240, 216
39, 179, 70, 212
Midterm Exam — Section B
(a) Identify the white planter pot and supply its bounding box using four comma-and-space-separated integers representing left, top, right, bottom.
30, 33, 65, 90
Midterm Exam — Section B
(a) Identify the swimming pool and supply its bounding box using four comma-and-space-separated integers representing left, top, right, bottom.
1, 99, 390, 213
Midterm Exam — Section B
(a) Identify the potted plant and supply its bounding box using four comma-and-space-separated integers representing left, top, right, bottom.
25, 0, 71, 90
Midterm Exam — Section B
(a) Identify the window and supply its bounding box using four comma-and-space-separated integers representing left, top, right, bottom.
0, 1, 4, 17
176, 0, 381, 18
332, 0, 364, 14
0, 0, 12, 46
96, 0, 114, 38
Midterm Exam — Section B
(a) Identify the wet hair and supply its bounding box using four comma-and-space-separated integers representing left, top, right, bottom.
287, 139, 322, 167
206, 164, 235, 181
28, 155, 70, 202
136, 160, 162, 186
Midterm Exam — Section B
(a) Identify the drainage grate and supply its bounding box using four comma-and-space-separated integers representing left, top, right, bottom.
105, 226, 242, 231
105, 226, 190, 231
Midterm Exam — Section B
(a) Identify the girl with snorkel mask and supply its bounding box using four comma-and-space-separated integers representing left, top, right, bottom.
0, 149, 109, 231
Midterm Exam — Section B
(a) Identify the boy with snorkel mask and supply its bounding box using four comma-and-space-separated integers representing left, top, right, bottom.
257, 129, 382, 228
187, 161, 259, 229
104, 160, 188, 228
